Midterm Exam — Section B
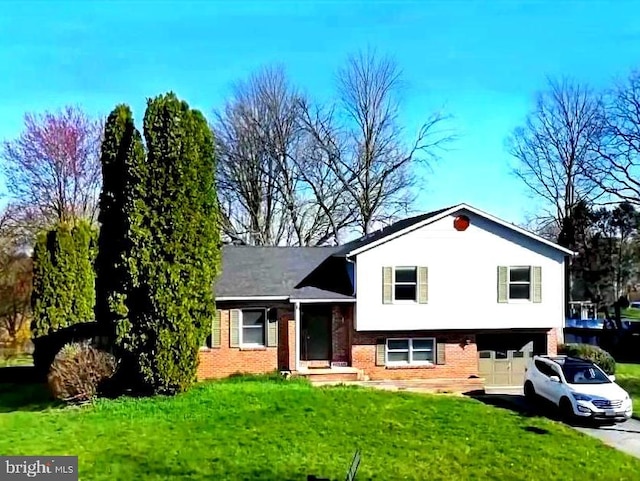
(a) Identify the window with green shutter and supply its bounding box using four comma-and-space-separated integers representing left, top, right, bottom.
418, 266, 429, 304
211, 309, 221, 348
382, 267, 393, 304
383, 266, 429, 303
230, 309, 241, 347
498, 266, 542, 303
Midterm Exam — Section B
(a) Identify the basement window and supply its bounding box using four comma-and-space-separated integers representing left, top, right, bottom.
386, 338, 435, 365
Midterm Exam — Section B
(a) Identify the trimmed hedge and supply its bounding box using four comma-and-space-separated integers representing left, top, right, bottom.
558, 343, 616, 375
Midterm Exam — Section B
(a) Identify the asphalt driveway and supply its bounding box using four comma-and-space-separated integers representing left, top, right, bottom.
470, 392, 640, 459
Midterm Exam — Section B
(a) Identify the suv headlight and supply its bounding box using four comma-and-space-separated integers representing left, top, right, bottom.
571, 392, 592, 402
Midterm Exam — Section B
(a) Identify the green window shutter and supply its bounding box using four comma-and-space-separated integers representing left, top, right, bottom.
375, 339, 386, 366
436, 342, 446, 365
267, 317, 278, 347
532, 266, 542, 303
212, 309, 221, 347
230, 309, 241, 347
382, 267, 393, 304
418, 266, 429, 304
497, 266, 508, 303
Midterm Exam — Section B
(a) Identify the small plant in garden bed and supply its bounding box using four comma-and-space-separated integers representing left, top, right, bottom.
47, 341, 117, 405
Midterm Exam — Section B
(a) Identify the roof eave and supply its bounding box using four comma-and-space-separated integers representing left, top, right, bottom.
344, 203, 575, 257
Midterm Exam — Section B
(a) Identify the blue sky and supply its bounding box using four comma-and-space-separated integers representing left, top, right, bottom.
1, 0, 639, 225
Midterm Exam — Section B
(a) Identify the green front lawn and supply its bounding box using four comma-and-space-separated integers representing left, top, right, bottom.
617, 363, 640, 413
621, 307, 640, 320
1, 376, 639, 480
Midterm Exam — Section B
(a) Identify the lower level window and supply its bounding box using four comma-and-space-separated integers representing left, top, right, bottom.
242, 309, 266, 346
386, 338, 435, 365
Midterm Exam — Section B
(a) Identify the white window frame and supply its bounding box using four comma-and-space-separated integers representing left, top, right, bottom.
393, 266, 418, 303
386, 337, 435, 365
240, 308, 267, 347
508, 266, 531, 302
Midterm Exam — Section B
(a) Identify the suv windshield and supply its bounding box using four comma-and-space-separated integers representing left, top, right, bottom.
561, 364, 610, 384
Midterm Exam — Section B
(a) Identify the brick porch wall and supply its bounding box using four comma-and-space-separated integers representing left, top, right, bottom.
352, 330, 479, 381
331, 305, 351, 364
547, 327, 559, 356
197, 308, 293, 379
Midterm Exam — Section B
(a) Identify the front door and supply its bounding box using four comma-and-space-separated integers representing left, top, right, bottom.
301, 306, 332, 361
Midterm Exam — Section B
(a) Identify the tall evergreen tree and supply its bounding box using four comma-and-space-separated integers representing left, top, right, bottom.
95, 105, 145, 344
97, 94, 221, 394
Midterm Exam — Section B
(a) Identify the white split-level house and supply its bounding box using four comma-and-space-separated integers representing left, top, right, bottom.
197, 203, 573, 388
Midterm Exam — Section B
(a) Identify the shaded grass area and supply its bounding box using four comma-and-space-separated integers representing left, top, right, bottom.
1, 376, 639, 480
0, 383, 58, 413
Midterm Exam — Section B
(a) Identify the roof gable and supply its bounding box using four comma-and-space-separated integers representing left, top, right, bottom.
338, 203, 574, 257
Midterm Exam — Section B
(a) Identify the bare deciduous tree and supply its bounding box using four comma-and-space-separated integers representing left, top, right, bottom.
214, 66, 353, 245
330, 50, 453, 235
1, 106, 103, 235
588, 70, 640, 205
215, 52, 453, 244
508, 78, 605, 235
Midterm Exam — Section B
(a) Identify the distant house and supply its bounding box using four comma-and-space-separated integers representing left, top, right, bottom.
198, 203, 573, 389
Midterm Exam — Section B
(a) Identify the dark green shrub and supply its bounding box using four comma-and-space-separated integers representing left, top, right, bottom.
558, 343, 616, 375
47, 341, 117, 404
31, 221, 97, 374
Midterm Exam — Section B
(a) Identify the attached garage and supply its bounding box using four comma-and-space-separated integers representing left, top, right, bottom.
477, 331, 548, 388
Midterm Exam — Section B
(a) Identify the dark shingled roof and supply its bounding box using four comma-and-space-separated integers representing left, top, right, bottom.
216, 246, 354, 300
333, 206, 453, 256
216, 207, 453, 300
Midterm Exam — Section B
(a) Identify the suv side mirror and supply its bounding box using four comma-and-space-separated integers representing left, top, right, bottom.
609, 375, 616, 382
549, 375, 561, 383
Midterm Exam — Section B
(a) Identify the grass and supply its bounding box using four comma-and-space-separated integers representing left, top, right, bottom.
1, 375, 639, 480
617, 363, 640, 414
621, 307, 640, 320
0, 353, 33, 368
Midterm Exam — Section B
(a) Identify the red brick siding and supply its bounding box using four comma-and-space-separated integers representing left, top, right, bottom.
197, 308, 289, 379
352, 329, 479, 380
331, 305, 350, 364
547, 327, 559, 356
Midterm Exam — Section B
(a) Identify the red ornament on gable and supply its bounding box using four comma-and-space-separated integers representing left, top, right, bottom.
453, 215, 470, 231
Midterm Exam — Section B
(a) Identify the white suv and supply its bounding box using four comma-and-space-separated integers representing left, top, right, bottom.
524, 355, 632, 422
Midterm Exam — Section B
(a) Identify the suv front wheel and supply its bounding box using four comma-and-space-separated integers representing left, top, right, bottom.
560, 397, 576, 422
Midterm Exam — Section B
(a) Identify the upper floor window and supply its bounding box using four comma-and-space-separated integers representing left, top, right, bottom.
509, 266, 531, 300
394, 267, 417, 301
382, 266, 428, 304
498, 265, 541, 303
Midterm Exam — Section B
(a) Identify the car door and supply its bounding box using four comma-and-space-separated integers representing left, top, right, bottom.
543, 363, 566, 405
533, 360, 554, 401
